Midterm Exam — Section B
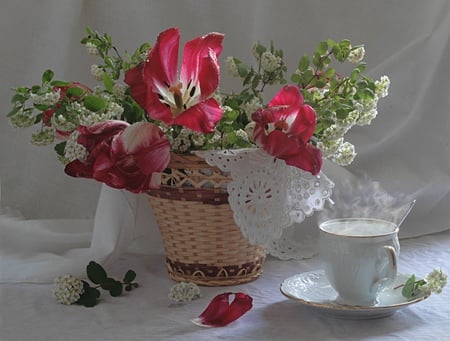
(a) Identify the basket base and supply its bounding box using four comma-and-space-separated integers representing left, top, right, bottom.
165, 256, 265, 286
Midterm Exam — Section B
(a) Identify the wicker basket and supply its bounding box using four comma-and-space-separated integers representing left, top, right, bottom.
147, 153, 266, 286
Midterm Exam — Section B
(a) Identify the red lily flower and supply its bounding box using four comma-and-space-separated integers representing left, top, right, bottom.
125, 27, 224, 133
65, 120, 170, 193
252, 85, 322, 175
192, 292, 253, 327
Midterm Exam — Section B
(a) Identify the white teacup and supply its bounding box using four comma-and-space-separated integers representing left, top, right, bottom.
318, 218, 399, 306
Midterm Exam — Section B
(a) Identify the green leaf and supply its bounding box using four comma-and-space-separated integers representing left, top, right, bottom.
102, 73, 114, 92
54, 142, 66, 157
316, 41, 328, 56
402, 275, 416, 298
66, 86, 84, 98
123, 270, 136, 283
51, 80, 71, 87
323, 68, 335, 78
11, 93, 26, 104
42, 69, 54, 84
327, 39, 336, 48
6, 106, 21, 117
254, 42, 266, 56
100, 278, 123, 297
76, 281, 101, 307
237, 62, 248, 78
83, 95, 107, 112
86, 261, 108, 284
298, 54, 310, 72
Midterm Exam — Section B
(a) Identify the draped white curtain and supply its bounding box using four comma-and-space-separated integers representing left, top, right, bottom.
1, 0, 449, 282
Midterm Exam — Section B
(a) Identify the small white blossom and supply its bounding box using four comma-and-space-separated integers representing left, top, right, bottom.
235, 129, 249, 142
244, 121, 256, 142
347, 46, 365, 64
423, 269, 447, 295
31, 89, 61, 106
225, 56, 240, 77
63, 131, 88, 164
317, 138, 343, 159
323, 124, 349, 140
172, 133, 191, 153
168, 282, 201, 303
354, 95, 379, 113
85, 42, 99, 56
191, 132, 206, 147
113, 83, 127, 99
9, 109, 35, 128
31, 127, 55, 146
209, 130, 222, 144
330, 141, 356, 166
53, 274, 84, 305
260, 51, 282, 72
357, 108, 378, 126
52, 113, 78, 133
240, 97, 262, 120
375, 75, 390, 98
90, 64, 104, 81
340, 110, 359, 126
310, 85, 330, 101
106, 101, 124, 118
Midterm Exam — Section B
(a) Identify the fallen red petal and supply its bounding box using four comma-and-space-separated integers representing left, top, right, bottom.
191, 292, 253, 328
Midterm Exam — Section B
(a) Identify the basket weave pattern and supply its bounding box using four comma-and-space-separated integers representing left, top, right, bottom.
147, 153, 266, 286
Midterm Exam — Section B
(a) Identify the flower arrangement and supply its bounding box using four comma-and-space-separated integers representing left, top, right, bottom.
6, 27, 389, 193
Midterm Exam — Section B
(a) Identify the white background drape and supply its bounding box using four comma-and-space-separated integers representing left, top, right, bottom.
1, 1, 450, 340
1, 0, 449, 277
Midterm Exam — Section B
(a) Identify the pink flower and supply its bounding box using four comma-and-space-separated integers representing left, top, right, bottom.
192, 292, 253, 328
252, 85, 322, 175
64, 120, 170, 193
125, 27, 224, 133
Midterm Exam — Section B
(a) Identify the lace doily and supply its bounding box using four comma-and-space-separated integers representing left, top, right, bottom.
196, 149, 334, 259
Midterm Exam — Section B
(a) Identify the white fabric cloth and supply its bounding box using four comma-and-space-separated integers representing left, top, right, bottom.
0, 185, 162, 283
0, 0, 450, 282
1, 230, 450, 341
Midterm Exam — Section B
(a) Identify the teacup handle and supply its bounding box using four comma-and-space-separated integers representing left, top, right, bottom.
371, 245, 398, 293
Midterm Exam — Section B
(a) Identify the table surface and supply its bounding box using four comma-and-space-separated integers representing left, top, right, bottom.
1, 229, 450, 341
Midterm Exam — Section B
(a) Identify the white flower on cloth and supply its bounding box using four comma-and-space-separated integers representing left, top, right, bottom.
168, 282, 201, 303
53, 274, 84, 305
424, 269, 447, 295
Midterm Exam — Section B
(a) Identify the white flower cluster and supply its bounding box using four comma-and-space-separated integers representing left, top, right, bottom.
244, 121, 256, 142
9, 108, 35, 128
113, 83, 126, 99
240, 97, 262, 120
85, 42, 100, 56
172, 129, 192, 153
31, 126, 55, 146
235, 128, 250, 142
316, 75, 390, 165
63, 131, 89, 164
53, 274, 84, 305
91, 64, 104, 81
168, 281, 201, 303
375, 75, 390, 98
225, 56, 240, 77
191, 131, 206, 147
31, 89, 61, 106
347, 46, 365, 64
423, 269, 447, 295
260, 51, 282, 73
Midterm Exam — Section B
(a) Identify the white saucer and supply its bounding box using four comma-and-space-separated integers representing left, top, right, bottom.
280, 270, 429, 319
